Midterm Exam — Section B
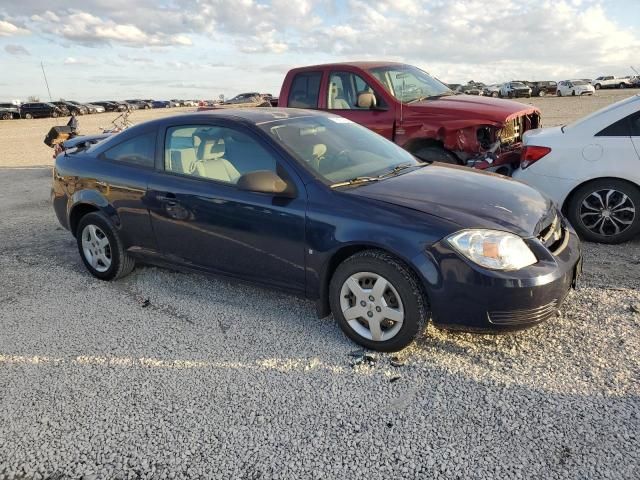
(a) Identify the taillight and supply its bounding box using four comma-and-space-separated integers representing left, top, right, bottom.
521, 145, 551, 169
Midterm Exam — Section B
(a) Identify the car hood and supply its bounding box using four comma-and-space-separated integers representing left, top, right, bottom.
347, 164, 554, 238
407, 95, 538, 123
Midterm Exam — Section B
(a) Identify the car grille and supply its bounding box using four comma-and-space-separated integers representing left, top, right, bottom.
488, 299, 558, 326
537, 213, 569, 256
498, 113, 541, 145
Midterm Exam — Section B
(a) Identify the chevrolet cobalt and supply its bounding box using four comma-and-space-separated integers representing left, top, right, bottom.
52, 109, 581, 351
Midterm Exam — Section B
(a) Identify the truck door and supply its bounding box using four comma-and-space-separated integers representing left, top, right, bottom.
324, 70, 395, 140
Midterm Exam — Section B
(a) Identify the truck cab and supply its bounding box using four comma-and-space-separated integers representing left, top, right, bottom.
278, 62, 541, 175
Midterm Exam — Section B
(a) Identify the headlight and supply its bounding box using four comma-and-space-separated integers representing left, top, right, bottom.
447, 229, 537, 270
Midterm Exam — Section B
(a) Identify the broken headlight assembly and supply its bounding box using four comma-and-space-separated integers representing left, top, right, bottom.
447, 229, 537, 271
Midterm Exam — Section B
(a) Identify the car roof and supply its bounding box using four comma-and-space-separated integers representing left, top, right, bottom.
290, 61, 408, 71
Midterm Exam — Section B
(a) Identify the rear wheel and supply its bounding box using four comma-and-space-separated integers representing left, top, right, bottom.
619, 83, 626, 89
413, 146, 460, 165
76, 212, 135, 280
24, 112, 33, 119
1, 112, 10, 120
594, 83, 601, 90
567, 179, 640, 244
51, 111, 58, 118
491, 91, 499, 97
329, 250, 428, 352
538, 90, 546, 97
557, 90, 562, 97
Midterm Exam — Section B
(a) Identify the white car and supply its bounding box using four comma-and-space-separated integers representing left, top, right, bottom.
591, 76, 632, 90
556, 80, 595, 97
513, 94, 640, 244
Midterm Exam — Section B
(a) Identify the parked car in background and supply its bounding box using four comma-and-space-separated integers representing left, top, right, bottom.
459, 82, 485, 95
277, 62, 541, 175
591, 76, 632, 90
483, 84, 501, 97
151, 100, 171, 108
526, 81, 557, 97
500, 82, 532, 98
0, 102, 22, 119
52, 101, 86, 116
125, 99, 152, 109
20, 102, 64, 119
86, 103, 105, 113
556, 80, 595, 97
513, 94, 640, 244
52, 109, 581, 351
93, 101, 126, 112
628, 76, 640, 88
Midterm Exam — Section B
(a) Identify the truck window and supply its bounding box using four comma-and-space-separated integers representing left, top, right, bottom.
288, 72, 322, 109
327, 72, 381, 110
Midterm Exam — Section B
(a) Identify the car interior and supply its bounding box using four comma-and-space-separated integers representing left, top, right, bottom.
165, 126, 276, 184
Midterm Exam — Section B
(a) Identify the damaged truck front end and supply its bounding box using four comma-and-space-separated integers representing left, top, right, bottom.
398, 97, 542, 176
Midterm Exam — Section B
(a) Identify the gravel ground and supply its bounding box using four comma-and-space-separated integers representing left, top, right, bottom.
0, 91, 639, 479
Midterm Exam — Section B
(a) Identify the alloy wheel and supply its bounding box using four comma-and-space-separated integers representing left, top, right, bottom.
339, 272, 404, 342
580, 189, 636, 237
81, 224, 112, 272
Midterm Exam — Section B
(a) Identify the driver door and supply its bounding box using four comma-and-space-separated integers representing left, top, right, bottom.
324, 70, 395, 140
147, 122, 307, 293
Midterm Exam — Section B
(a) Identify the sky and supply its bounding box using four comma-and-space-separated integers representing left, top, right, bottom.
0, 0, 639, 102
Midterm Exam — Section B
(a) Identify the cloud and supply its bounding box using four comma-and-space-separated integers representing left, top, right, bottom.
0, 19, 29, 36
4, 44, 30, 55
63, 56, 94, 65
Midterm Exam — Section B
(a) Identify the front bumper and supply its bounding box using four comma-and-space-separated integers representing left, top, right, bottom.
414, 227, 581, 332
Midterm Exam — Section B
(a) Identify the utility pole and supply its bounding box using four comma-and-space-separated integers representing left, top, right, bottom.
40, 61, 52, 101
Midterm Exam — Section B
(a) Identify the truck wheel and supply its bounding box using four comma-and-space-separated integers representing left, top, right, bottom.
413, 146, 461, 165
594, 83, 601, 90
566, 179, 640, 244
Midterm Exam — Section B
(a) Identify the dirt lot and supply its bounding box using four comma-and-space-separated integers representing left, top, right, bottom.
0, 92, 639, 479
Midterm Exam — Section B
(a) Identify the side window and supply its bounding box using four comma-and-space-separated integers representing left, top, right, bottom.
596, 115, 633, 137
164, 125, 278, 185
628, 112, 640, 136
103, 131, 156, 168
327, 71, 381, 110
288, 72, 322, 109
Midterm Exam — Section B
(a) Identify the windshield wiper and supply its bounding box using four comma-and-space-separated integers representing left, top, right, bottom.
330, 176, 380, 188
378, 162, 419, 178
407, 92, 453, 103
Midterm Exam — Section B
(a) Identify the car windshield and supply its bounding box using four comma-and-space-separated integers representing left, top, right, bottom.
368, 65, 452, 103
258, 115, 423, 185
511, 82, 527, 88
572, 80, 588, 85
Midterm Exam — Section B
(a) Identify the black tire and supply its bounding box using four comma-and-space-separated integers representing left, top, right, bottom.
572, 90, 576, 96
413, 146, 461, 165
619, 83, 626, 89
76, 211, 135, 280
24, 113, 33, 119
508, 91, 513, 98
491, 91, 498, 97
538, 90, 546, 97
566, 179, 640, 244
329, 250, 428, 352
594, 83, 601, 90
71, 110, 78, 117
1, 112, 10, 120
51, 111, 58, 118
557, 90, 562, 97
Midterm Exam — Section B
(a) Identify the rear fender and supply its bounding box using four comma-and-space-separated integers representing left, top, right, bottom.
68, 190, 119, 233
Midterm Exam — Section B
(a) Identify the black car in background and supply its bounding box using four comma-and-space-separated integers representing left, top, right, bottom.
0, 102, 21, 120
55, 101, 88, 116
93, 101, 127, 112
20, 102, 64, 119
526, 81, 558, 97
125, 99, 152, 109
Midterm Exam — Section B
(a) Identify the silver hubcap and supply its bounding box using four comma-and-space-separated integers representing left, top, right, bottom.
340, 272, 404, 342
81, 224, 112, 272
580, 189, 636, 237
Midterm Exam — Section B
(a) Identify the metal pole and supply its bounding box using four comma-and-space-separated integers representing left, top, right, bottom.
41, 61, 52, 101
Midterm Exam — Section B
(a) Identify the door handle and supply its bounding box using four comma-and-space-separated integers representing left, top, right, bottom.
157, 193, 178, 205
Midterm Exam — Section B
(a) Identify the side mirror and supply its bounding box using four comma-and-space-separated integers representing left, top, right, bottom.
237, 170, 295, 197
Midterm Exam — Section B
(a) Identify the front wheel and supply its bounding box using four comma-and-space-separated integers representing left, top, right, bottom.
567, 179, 640, 244
557, 90, 562, 97
24, 113, 33, 119
619, 83, 626, 89
329, 250, 428, 352
76, 212, 135, 280
538, 90, 546, 97
594, 83, 601, 90
51, 111, 58, 118
1, 112, 10, 120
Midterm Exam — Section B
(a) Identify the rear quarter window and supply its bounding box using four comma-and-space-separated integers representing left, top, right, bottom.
288, 72, 322, 109
102, 132, 156, 168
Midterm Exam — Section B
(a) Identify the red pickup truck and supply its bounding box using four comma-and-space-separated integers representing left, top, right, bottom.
276, 62, 541, 175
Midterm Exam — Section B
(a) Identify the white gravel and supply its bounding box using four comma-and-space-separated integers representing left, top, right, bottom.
1, 94, 639, 479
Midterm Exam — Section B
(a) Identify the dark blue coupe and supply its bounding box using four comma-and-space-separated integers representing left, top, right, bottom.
52, 108, 581, 351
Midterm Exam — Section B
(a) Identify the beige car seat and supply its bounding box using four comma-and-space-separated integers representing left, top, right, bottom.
195, 138, 240, 183
328, 82, 350, 109
168, 148, 197, 174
